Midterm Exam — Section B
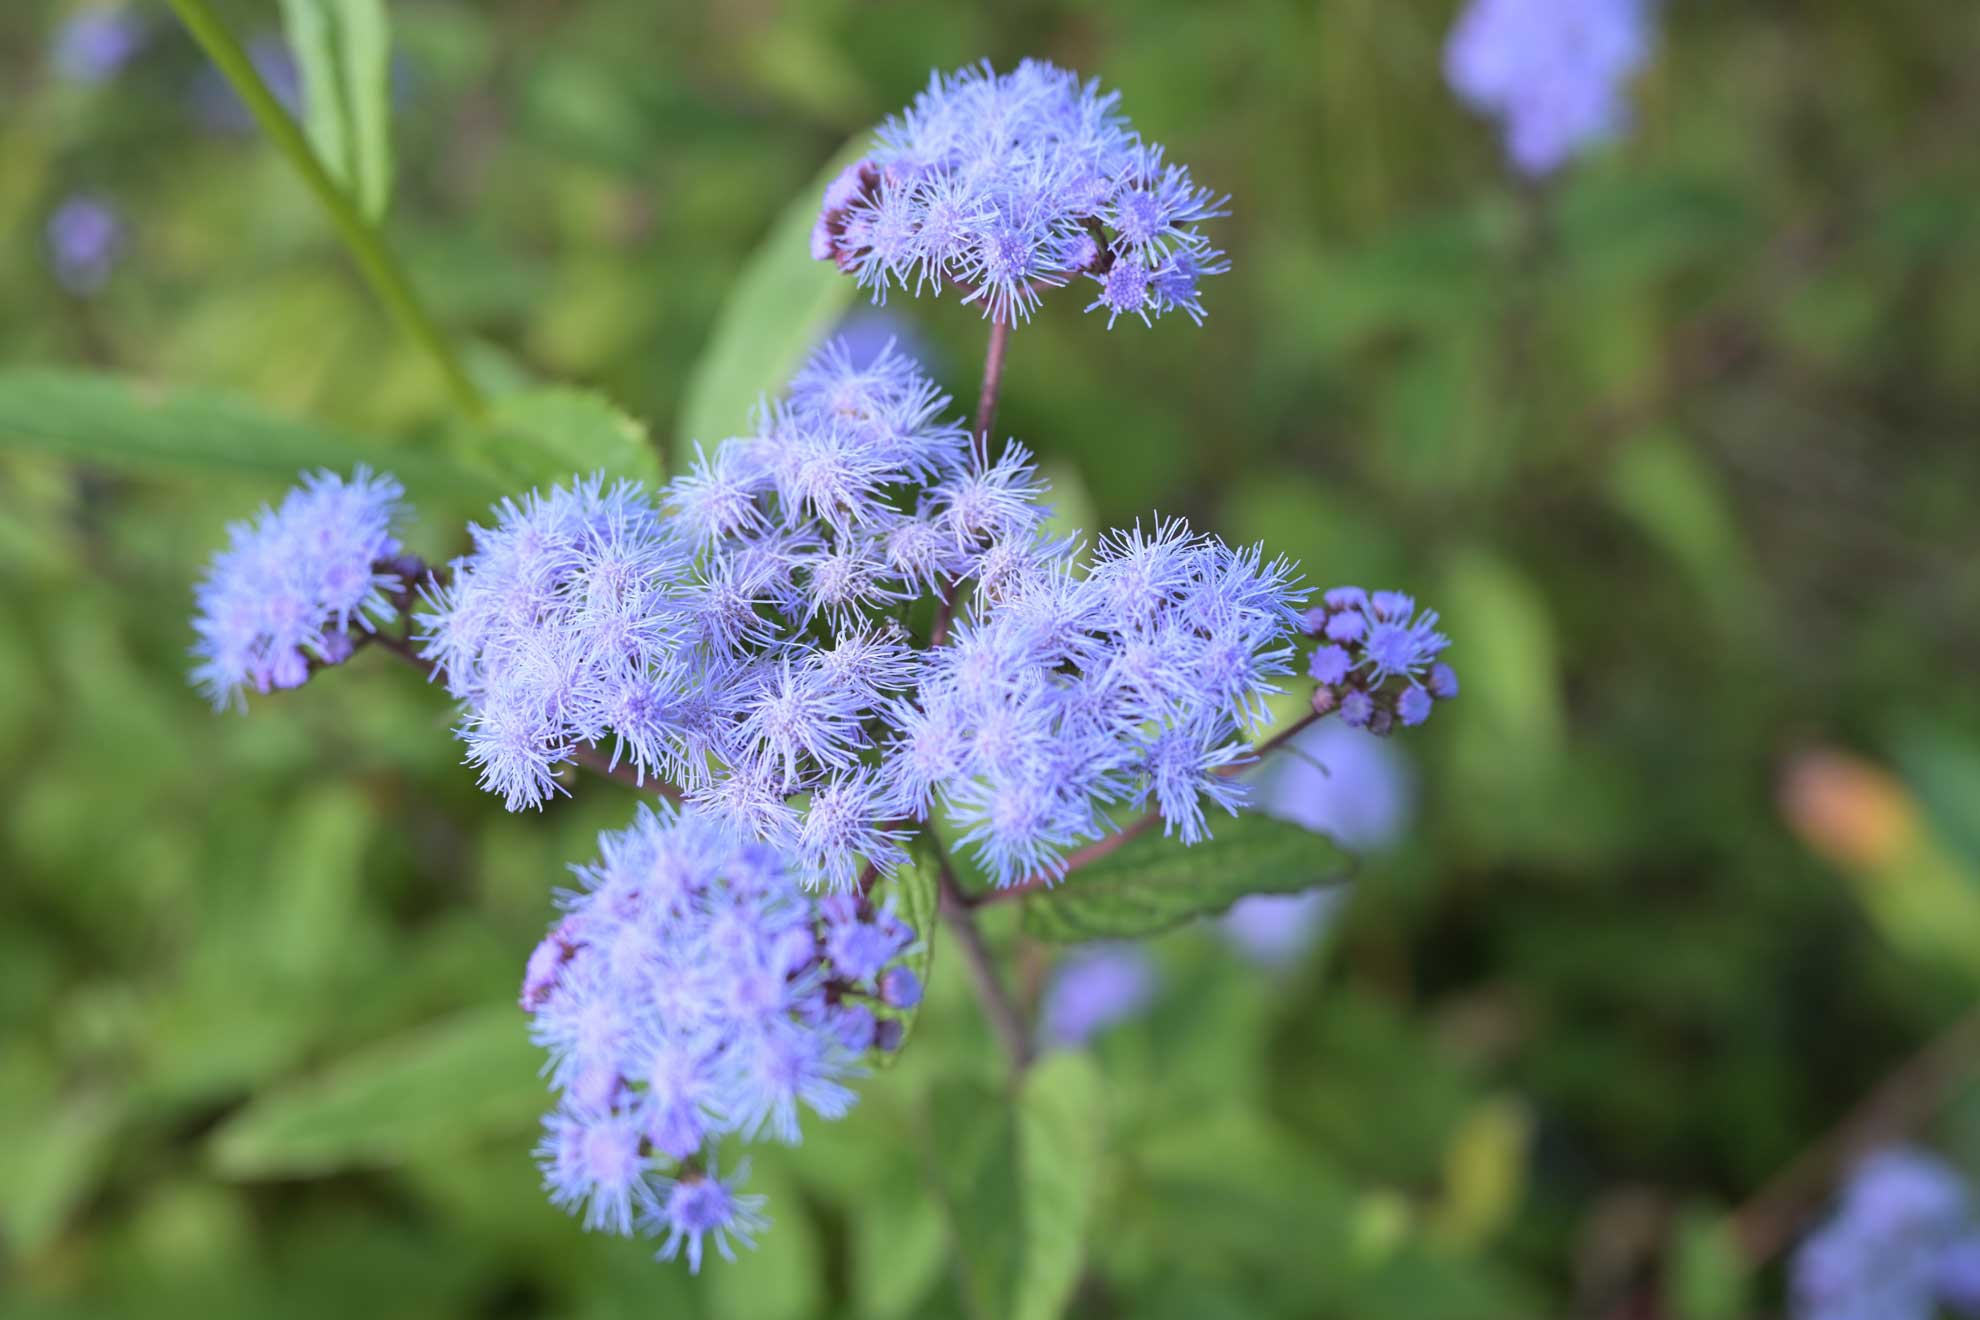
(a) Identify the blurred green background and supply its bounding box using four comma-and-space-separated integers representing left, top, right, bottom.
6, 1, 1980, 1316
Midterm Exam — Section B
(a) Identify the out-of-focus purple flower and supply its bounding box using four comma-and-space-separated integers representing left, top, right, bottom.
830, 309, 932, 375
191, 35, 302, 134
1790, 1147, 1975, 1320
1258, 722, 1415, 852
51, 8, 147, 83
1219, 888, 1348, 971
1939, 1235, 1980, 1317
46, 196, 124, 295
1443, 0, 1654, 176
1039, 945, 1158, 1048
1217, 723, 1412, 968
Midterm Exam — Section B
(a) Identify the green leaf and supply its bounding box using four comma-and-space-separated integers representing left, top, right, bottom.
207, 1005, 543, 1179
0, 368, 500, 503
279, 0, 395, 220
932, 1053, 1107, 1320
1663, 1207, 1750, 1320
675, 140, 866, 464
0, 1088, 125, 1256
338, 0, 393, 220
460, 385, 663, 492
1012, 1053, 1107, 1320
1022, 813, 1354, 943
871, 855, 939, 1064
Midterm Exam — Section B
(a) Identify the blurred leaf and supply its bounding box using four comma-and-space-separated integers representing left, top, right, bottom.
1012, 1052, 1107, 1320
707, 1154, 826, 1320
1428, 1096, 1530, 1249
1605, 428, 1756, 622
279, 0, 395, 219
207, 1004, 542, 1178
462, 385, 662, 490
1022, 814, 1353, 943
1893, 724, 1980, 883
0, 368, 499, 503
0, 1088, 123, 1256
932, 1053, 1107, 1320
1286, 200, 1514, 352
675, 141, 865, 462
1555, 173, 1751, 290
1664, 1207, 1750, 1320
872, 855, 938, 1064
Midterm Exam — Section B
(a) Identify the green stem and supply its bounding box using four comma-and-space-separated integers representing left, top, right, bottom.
166, 0, 486, 419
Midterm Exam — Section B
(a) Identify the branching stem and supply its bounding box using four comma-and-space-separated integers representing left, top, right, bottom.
927, 834, 1034, 1072
166, 0, 486, 419
970, 315, 1011, 465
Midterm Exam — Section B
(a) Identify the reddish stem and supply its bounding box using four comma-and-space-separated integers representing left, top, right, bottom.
970, 315, 1011, 466
966, 709, 1324, 908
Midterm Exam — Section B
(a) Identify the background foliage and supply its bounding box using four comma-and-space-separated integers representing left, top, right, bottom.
5, 1, 1980, 1315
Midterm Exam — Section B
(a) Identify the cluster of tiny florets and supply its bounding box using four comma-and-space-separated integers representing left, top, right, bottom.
1301, 587, 1455, 734
414, 478, 695, 810
812, 60, 1229, 328
1443, 0, 1653, 177
1791, 1148, 1980, 1320
523, 804, 922, 1272
191, 467, 406, 709
903, 521, 1305, 884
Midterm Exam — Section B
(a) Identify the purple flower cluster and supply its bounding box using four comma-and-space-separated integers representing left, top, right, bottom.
191, 468, 405, 709
1443, 0, 1653, 177
813, 60, 1229, 328
416, 478, 695, 811
902, 520, 1305, 884
46, 195, 125, 296
51, 8, 147, 84
523, 804, 921, 1271
1302, 588, 1455, 734
1040, 944, 1159, 1048
1791, 1148, 1980, 1320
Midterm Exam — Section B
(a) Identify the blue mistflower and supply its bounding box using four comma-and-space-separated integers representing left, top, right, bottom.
1790, 1148, 1979, 1320
523, 805, 921, 1270
200, 337, 1454, 896
1444, 0, 1654, 177
190, 467, 406, 709
885, 517, 1307, 885
814, 60, 1229, 328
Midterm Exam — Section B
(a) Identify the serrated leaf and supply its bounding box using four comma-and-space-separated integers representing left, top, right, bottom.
462, 386, 663, 492
1022, 813, 1354, 944
0, 368, 500, 504
207, 1005, 543, 1179
675, 140, 866, 464
931, 1053, 1107, 1320
870, 856, 938, 1064
279, 0, 395, 220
